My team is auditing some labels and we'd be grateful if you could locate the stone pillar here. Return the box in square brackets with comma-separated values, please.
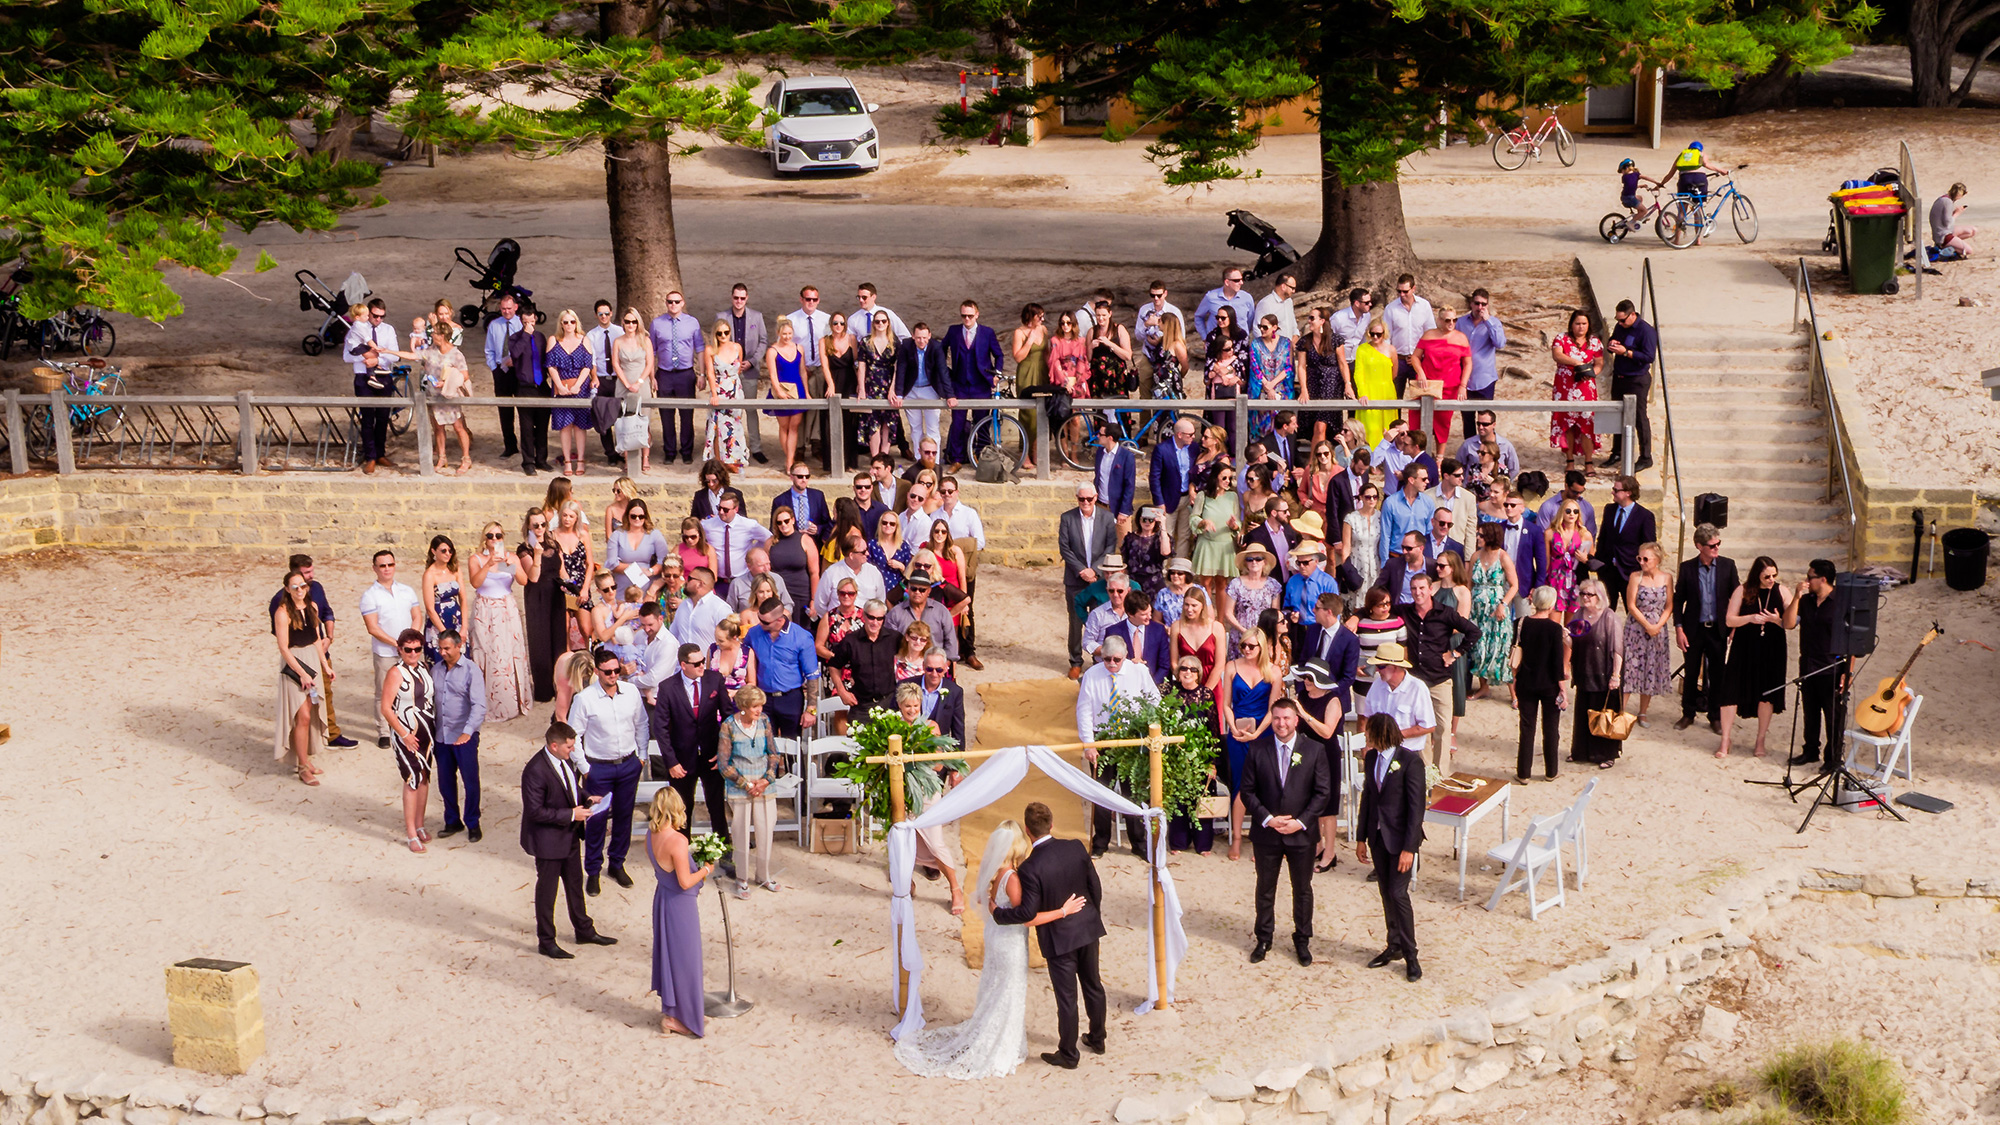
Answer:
[166, 957, 265, 1074]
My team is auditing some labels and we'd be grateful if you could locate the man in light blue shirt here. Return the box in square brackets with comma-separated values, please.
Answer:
[1191, 268, 1254, 342]
[430, 630, 488, 842]
[484, 294, 523, 458]
[1453, 288, 1506, 441]
[1455, 410, 1520, 481]
[649, 291, 704, 465]
[746, 598, 822, 739]
[585, 299, 625, 465]
[1379, 464, 1436, 567]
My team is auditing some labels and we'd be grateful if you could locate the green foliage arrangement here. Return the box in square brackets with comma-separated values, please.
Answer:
[833, 706, 968, 824]
[689, 831, 730, 867]
[1761, 1038, 1907, 1125]
[1092, 692, 1219, 823]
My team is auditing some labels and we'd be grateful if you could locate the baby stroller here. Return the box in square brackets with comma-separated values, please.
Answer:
[296, 270, 371, 356]
[448, 238, 533, 328]
[1224, 209, 1299, 281]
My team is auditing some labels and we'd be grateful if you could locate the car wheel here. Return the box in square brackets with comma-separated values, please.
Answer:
[770, 151, 789, 178]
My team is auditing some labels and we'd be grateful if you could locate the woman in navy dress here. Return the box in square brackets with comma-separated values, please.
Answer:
[646, 787, 712, 1038]
[764, 319, 809, 470]
[546, 310, 598, 476]
[1216, 627, 1280, 861]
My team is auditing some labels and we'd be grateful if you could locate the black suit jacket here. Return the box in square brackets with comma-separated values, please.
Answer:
[1372, 554, 1422, 604]
[649, 669, 729, 773]
[1672, 555, 1740, 630]
[1242, 521, 1302, 562]
[506, 330, 551, 391]
[1299, 623, 1362, 712]
[1058, 506, 1119, 592]
[1594, 502, 1657, 586]
[1239, 733, 1333, 849]
[990, 837, 1105, 958]
[1321, 470, 1356, 542]
[519, 751, 586, 860]
[1357, 747, 1429, 857]
[770, 487, 832, 533]
[691, 487, 746, 521]
[893, 337, 951, 397]
[899, 674, 967, 748]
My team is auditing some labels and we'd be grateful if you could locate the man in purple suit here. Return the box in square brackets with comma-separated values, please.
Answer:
[1499, 491, 1546, 616]
[941, 299, 1004, 471]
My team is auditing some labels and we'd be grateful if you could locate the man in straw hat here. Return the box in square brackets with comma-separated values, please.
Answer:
[1357, 641, 1435, 764]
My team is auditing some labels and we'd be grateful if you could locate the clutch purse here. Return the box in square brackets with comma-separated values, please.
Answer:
[1405, 376, 1446, 399]
[1588, 708, 1637, 740]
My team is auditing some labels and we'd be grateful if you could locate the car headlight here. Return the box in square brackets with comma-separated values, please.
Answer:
[856, 128, 876, 144]
[777, 133, 806, 150]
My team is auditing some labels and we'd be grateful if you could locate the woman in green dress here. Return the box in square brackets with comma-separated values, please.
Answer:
[1189, 462, 1242, 607]
[1468, 522, 1520, 702]
[1011, 304, 1048, 473]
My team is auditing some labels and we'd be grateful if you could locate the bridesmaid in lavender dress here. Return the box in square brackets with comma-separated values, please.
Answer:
[646, 787, 713, 1038]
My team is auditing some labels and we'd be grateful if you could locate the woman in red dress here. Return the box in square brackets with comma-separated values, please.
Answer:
[1550, 309, 1604, 475]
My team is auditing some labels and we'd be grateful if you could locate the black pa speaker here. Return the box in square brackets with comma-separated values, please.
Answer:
[1828, 571, 1879, 658]
[1694, 492, 1729, 529]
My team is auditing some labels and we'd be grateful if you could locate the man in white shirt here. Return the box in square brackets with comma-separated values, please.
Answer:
[814, 535, 887, 618]
[898, 481, 935, 545]
[1074, 635, 1160, 744]
[700, 493, 771, 587]
[623, 603, 675, 704]
[1080, 569, 1133, 660]
[343, 299, 402, 471]
[1359, 643, 1436, 755]
[849, 282, 909, 341]
[726, 547, 795, 614]
[937, 474, 988, 670]
[1134, 281, 1186, 372]
[1328, 288, 1374, 364]
[564, 652, 651, 895]
[1252, 273, 1300, 340]
[1381, 274, 1435, 395]
[358, 549, 423, 746]
[584, 299, 625, 465]
[787, 284, 832, 372]
[672, 567, 734, 649]
[937, 477, 985, 548]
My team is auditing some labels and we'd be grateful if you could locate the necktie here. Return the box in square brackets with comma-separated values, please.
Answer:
[1129, 627, 1143, 665]
[530, 337, 543, 386]
[1318, 630, 1333, 662]
[721, 524, 732, 581]
[1618, 506, 1628, 532]
[1277, 741, 1290, 786]
[794, 490, 808, 527]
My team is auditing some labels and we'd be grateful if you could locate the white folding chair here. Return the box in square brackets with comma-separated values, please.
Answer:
[1483, 812, 1567, 919]
[815, 694, 849, 739]
[1557, 778, 1598, 889]
[1842, 693, 1920, 800]
[768, 737, 806, 847]
[806, 733, 871, 840]
[1335, 728, 1366, 843]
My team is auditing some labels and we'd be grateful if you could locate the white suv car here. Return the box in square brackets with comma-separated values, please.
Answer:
[765, 76, 882, 175]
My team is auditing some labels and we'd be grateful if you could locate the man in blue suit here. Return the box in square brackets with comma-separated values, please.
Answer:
[1090, 422, 1137, 533]
[1498, 492, 1546, 613]
[1148, 416, 1201, 513]
[1102, 592, 1171, 685]
[941, 299, 1004, 470]
[1422, 508, 1463, 567]
[1298, 592, 1361, 717]
[770, 463, 832, 540]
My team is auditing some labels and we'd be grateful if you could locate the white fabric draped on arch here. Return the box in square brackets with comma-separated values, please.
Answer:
[886, 744, 1187, 1043]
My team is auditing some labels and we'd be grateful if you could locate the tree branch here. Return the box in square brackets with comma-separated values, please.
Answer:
[1946, 0, 2000, 42]
[1951, 28, 2000, 99]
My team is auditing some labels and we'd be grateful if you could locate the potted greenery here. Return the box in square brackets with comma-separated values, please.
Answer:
[833, 707, 969, 827]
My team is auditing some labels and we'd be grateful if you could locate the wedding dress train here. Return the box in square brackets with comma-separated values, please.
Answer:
[893, 827, 1029, 1080]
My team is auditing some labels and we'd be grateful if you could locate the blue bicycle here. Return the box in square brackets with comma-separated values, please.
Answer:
[1054, 384, 1206, 470]
[24, 357, 126, 460]
[1657, 165, 1758, 249]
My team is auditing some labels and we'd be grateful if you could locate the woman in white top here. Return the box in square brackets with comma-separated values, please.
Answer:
[467, 520, 535, 722]
[1341, 481, 1385, 593]
[424, 328, 473, 474]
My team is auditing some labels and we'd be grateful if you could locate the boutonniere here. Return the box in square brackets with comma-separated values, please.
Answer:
[1389, 759, 1403, 772]
[1290, 751, 1303, 768]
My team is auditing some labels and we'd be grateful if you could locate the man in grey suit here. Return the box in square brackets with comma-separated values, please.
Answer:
[1059, 482, 1119, 679]
[718, 282, 771, 464]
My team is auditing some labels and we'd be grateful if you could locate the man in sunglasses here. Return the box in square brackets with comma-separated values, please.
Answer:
[585, 299, 625, 465]
[564, 647, 650, 896]
[852, 472, 891, 544]
[827, 598, 904, 723]
[941, 300, 1002, 471]
[715, 283, 770, 463]
[359, 549, 423, 749]
[649, 643, 732, 859]
[1329, 288, 1374, 366]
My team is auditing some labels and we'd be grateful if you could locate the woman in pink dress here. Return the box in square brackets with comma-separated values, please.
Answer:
[1047, 311, 1089, 395]
[1551, 309, 1604, 475]
[1544, 499, 1595, 623]
[1411, 303, 1471, 450]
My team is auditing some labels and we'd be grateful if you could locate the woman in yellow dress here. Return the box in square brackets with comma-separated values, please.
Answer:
[1351, 317, 1399, 446]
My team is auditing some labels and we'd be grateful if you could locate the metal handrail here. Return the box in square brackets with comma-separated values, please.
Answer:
[1793, 259, 1860, 567]
[1637, 257, 1688, 566]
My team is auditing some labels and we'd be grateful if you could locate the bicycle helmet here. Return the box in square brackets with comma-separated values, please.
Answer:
[1689, 140, 1703, 151]
[1618, 159, 1636, 172]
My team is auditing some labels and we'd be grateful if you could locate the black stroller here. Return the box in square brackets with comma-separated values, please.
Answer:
[1224, 210, 1300, 281]
[295, 270, 371, 356]
[448, 238, 533, 328]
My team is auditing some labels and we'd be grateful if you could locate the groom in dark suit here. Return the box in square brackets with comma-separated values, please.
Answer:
[1239, 698, 1333, 965]
[989, 801, 1105, 1069]
[1356, 713, 1429, 982]
[520, 721, 618, 959]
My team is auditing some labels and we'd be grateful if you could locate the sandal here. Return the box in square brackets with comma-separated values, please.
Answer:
[458, 457, 472, 473]
[296, 766, 320, 786]
[417, 827, 431, 842]
[1597, 760, 1616, 770]
[406, 837, 426, 853]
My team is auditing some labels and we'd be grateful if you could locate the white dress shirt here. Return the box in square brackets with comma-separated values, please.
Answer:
[343, 320, 398, 376]
[1135, 299, 1186, 363]
[585, 323, 624, 377]
[1081, 601, 1126, 658]
[939, 501, 986, 550]
[564, 679, 649, 763]
[545, 748, 581, 803]
[1328, 304, 1370, 364]
[1361, 674, 1435, 753]
[700, 514, 771, 583]
[813, 560, 887, 616]
[899, 507, 934, 546]
[1383, 295, 1436, 356]
[628, 626, 677, 700]
[672, 591, 734, 649]
[849, 304, 909, 341]
[1075, 659, 1161, 742]
[788, 308, 832, 368]
[1253, 292, 1298, 339]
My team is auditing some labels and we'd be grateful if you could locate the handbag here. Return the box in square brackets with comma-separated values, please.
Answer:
[1588, 708, 1637, 741]
[1405, 376, 1446, 399]
[613, 408, 650, 453]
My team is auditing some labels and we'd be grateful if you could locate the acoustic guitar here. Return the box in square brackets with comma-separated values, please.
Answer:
[1852, 624, 1941, 736]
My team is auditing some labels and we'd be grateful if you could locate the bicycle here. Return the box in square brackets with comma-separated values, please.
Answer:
[965, 371, 1027, 466]
[1053, 379, 1206, 471]
[35, 305, 117, 358]
[1656, 165, 1758, 249]
[1491, 107, 1575, 170]
[24, 357, 127, 460]
[1599, 184, 1665, 244]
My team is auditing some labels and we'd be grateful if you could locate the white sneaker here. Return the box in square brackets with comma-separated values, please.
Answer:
[762, 879, 781, 893]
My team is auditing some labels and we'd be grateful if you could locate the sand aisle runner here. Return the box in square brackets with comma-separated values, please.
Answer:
[952, 677, 1099, 969]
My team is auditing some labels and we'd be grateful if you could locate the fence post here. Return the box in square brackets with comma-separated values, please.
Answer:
[1035, 397, 1050, 480]
[1621, 394, 1638, 477]
[49, 388, 74, 475]
[1233, 395, 1249, 464]
[236, 391, 260, 476]
[829, 394, 846, 478]
[623, 389, 643, 478]
[1418, 395, 1434, 445]
[413, 382, 435, 478]
[4, 390, 26, 476]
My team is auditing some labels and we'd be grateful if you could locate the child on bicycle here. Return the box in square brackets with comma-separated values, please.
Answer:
[1618, 159, 1657, 223]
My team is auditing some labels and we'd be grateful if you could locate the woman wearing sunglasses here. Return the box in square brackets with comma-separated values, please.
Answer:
[380, 627, 437, 853]
[467, 519, 535, 722]
[703, 318, 749, 471]
[611, 308, 655, 472]
[1351, 317, 1399, 446]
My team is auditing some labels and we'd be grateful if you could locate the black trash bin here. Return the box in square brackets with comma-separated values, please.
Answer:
[1942, 527, 1990, 591]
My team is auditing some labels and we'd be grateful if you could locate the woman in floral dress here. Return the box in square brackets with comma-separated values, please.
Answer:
[857, 316, 902, 458]
[1048, 312, 1088, 395]
[814, 577, 867, 731]
[703, 319, 749, 471]
[1246, 315, 1295, 445]
[1468, 523, 1519, 698]
[1297, 306, 1347, 445]
[547, 310, 598, 476]
[1220, 544, 1282, 657]
[1550, 309, 1604, 475]
[1545, 498, 1594, 622]
[1620, 543, 1675, 727]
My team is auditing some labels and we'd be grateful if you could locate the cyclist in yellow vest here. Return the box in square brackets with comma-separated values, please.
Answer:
[1661, 140, 1724, 202]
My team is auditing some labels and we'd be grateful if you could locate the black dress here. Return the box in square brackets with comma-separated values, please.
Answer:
[827, 341, 860, 460]
[1722, 586, 1788, 714]
[524, 540, 565, 702]
[767, 529, 816, 609]
[1166, 682, 1221, 853]
[1514, 616, 1566, 779]
[1569, 611, 1623, 764]
[1299, 333, 1347, 438]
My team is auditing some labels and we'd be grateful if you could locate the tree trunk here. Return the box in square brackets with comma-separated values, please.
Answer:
[312, 111, 362, 161]
[1723, 64, 1800, 114]
[604, 135, 683, 311]
[1295, 128, 1420, 296]
[1910, 0, 1959, 107]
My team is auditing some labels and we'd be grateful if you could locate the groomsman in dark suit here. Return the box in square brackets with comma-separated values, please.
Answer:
[649, 644, 731, 845]
[941, 299, 1004, 470]
[1593, 474, 1657, 598]
[1356, 712, 1428, 981]
[520, 721, 617, 959]
[1238, 699, 1333, 965]
[1671, 523, 1738, 732]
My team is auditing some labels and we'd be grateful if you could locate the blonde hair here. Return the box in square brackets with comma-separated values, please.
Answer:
[557, 499, 583, 530]
[715, 615, 745, 643]
[554, 307, 583, 334]
[1238, 627, 1280, 682]
[733, 684, 766, 710]
[1577, 576, 1609, 606]
[612, 476, 639, 501]
[1180, 586, 1211, 624]
[623, 306, 645, 330]
[561, 649, 594, 692]
[774, 318, 796, 345]
[712, 318, 733, 346]
[996, 818, 1032, 873]
[1159, 313, 1184, 352]
[648, 786, 688, 833]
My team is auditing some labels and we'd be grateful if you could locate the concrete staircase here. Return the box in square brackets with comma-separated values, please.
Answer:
[1655, 326, 1848, 578]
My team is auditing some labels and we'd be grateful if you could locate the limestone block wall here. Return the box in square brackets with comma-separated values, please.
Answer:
[0, 475, 1077, 569]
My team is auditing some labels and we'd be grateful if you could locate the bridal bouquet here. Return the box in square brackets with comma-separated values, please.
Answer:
[689, 832, 729, 868]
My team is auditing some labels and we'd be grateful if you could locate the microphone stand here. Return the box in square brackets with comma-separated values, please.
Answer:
[1742, 657, 1846, 799]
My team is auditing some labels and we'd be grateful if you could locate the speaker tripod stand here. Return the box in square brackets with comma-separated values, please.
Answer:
[1740, 660, 1908, 833]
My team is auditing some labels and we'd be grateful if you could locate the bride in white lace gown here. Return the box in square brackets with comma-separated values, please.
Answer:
[894, 820, 1087, 1080]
